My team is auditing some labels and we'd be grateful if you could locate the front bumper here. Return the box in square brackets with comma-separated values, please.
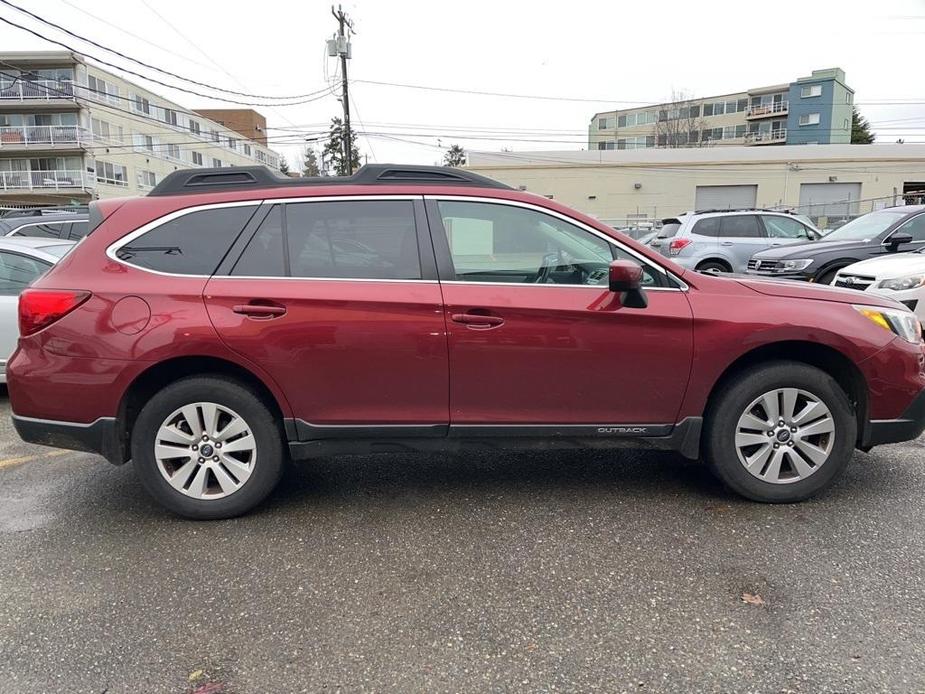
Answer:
[862, 387, 925, 448]
[12, 414, 123, 464]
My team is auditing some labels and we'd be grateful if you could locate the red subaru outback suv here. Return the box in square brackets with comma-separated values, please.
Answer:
[8, 165, 925, 518]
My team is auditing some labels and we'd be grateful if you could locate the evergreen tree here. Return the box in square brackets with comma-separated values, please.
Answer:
[443, 144, 466, 167]
[301, 147, 321, 177]
[278, 156, 290, 175]
[322, 117, 360, 176]
[851, 107, 875, 144]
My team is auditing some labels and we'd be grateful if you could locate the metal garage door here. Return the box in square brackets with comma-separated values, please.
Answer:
[695, 185, 758, 211]
[798, 182, 862, 217]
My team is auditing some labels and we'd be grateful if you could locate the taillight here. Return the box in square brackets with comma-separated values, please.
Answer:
[19, 289, 90, 336]
[668, 238, 692, 256]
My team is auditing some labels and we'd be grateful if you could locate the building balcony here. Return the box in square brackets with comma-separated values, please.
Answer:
[0, 125, 89, 150]
[0, 79, 77, 104]
[745, 128, 787, 145]
[746, 101, 789, 119]
[0, 169, 93, 192]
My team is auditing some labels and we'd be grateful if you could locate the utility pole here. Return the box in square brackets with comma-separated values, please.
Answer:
[329, 6, 354, 173]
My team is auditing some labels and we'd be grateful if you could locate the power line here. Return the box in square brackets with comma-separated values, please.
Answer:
[0, 12, 334, 106]
[354, 78, 925, 107]
[0, 0, 327, 101]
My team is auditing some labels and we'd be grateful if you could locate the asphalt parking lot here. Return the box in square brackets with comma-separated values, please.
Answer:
[1, 392, 924, 694]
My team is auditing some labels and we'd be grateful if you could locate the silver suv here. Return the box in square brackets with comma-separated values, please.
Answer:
[650, 209, 823, 274]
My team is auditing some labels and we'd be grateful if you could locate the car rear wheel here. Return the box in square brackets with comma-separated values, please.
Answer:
[131, 376, 284, 519]
[696, 260, 731, 274]
[704, 361, 856, 502]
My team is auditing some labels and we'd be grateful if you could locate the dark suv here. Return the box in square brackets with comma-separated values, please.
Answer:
[9, 165, 925, 518]
[746, 206, 925, 284]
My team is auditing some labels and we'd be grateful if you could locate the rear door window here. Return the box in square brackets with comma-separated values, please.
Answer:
[286, 200, 420, 279]
[116, 205, 257, 275]
[720, 215, 763, 238]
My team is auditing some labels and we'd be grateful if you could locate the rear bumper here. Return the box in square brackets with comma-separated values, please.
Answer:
[12, 414, 123, 464]
[863, 387, 925, 448]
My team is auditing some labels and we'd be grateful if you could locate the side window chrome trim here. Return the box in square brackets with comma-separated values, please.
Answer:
[425, 195, 687, 290]
[210, 275, 438, 284]
[105, 195, 423, 279]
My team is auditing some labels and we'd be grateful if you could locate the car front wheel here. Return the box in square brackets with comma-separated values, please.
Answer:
[131, 376, 285, 519]
[704, 361, 857, 502]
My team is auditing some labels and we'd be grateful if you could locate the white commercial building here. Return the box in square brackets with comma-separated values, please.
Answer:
[0, 51, 279, 206]
[467, 144, 925, 230]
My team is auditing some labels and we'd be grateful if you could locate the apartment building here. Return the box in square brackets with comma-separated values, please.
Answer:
[0, 51, 280, 206]
[590, 68, 854, 151]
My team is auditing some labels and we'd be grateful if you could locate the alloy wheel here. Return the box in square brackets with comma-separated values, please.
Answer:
[734, 388, 836, 484]
[154, 402, 257, 499]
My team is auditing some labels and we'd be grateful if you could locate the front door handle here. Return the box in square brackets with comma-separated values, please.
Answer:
[451, 312, 504, 329]
[233, 302, 287, 318]
[720, 241, 734, 246]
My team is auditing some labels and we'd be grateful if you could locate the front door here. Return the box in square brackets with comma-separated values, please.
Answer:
[204, 197, 449, 435]
[427, 198, 693, 427]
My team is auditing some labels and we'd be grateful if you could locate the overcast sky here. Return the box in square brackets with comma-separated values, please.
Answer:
[1, 0, 924, 169]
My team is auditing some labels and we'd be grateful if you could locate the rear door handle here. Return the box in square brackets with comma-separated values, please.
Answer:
[451, 312, 504, 329]
[233, 302, 287, 318]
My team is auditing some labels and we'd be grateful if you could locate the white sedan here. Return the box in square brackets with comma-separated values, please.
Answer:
[0, 237, 74, 382]
[834, 250, 925, 324]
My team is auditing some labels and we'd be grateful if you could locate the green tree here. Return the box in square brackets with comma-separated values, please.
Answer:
[278, 155, 290, 175]
[301, 146, 321, 177]
[322, 117, 360, 176]
[443, 144, 466, 167]
[851, 107, 875, 144]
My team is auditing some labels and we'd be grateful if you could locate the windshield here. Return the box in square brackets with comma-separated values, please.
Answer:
[823, 210, 908, 241]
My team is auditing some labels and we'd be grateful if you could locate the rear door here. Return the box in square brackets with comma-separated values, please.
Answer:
[204, 196, 449, 436]
[718, 214, 767, 272]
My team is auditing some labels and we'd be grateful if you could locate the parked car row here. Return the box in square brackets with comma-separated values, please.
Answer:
[6, 165, 925, 519]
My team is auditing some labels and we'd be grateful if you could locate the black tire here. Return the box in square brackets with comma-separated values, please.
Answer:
[696, 260, 731, 275]
[816, 269, 839, 285]
[704, 361, 857, 503]
[131, 376, 284, 520]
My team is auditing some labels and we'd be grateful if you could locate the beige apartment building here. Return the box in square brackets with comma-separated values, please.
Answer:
[0, 51, 280, 206]
[467, 145, 925, 229]
[589, 68, 854, 151]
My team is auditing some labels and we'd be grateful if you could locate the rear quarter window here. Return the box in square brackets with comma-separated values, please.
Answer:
[690, 217, 722, 236]
[115, 205, 258, 275]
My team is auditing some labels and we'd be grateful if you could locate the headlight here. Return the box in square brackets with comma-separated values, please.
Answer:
[854, 304, 923, 344]
[877, 274, 925, 291]
[779, 259, 813, 272]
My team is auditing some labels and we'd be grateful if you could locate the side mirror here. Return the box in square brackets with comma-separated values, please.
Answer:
[886, 232, 913, 252]
[608, 260, 648, 308]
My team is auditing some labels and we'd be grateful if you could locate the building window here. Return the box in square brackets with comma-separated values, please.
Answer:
[799, 113, 821, 126]
[227, 137, 237, 150]
[96, 161, 127, 186]
[211, 129, 220, 143]
[192, 151, 203, 166]
[617, 115, 627, 128]
[243, 143, 252, 156]
[133, 95, 151, 115]
[162, 108, 178, 126]
[616, 139, 626, 150]
[167, 143, 181, 160]
[598, 117, 610, 130]
[189, 120, 201, 136]
[801, 84, 822, 98]
[137, 170, 157, 189]
[735, 124, 746, 138]
[87, 75, 118, 104]
[846, 92, 852, 104]
[212, 158, 222, 168]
